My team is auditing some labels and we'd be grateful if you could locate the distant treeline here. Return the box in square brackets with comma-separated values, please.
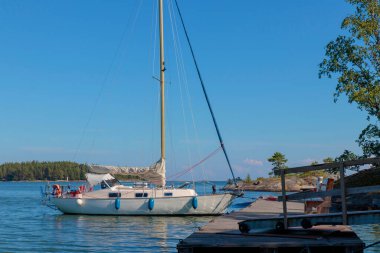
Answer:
[0, 161, 88, 181]
[0, 161, 144, 181]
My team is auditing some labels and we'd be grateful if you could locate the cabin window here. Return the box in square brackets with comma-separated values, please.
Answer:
[135, 193, 148, 198]
[109, 192, 121, 198]
[164, 192, 173, 197]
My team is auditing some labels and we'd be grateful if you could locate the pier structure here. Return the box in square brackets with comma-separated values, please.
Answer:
[178, 157, 380, 253]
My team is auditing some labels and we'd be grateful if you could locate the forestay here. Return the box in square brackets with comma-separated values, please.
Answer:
[88, 159, 166, 186]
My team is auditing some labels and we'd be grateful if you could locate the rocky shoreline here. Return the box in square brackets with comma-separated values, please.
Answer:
[223, 175, 318, 192]
[224, 166, 380, 193]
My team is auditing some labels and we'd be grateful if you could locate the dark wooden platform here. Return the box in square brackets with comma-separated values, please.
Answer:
[177, 199, 365, 253]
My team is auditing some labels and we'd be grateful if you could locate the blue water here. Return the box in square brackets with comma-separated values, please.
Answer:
[0, 181, 256, 252]
[0, 182, 379, 252]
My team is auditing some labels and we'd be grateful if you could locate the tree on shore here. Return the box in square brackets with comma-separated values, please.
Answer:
[0, 161, 144, 182]
[323, 157, 334, 163]
[358, 124, 380, 157]
[267, 152, 288, 176]
[335, 150, 360, 173]
[0, 161, 88, 181]
[319, 0, 380, 157]
[299, 160, 329, 178]
[244, 174, 252, 184]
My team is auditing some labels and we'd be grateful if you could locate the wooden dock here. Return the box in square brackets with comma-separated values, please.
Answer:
[198, 199, 304, 233]
[177, 199, 364, 253]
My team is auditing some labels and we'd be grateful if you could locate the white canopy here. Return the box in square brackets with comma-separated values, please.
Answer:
[85, 173, 115, 187]
[88, 159, 166, 186]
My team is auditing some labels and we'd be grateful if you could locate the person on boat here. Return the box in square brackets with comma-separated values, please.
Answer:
[52, 184, 62, 197]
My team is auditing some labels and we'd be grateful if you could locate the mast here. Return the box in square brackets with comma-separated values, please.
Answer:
[159, 0, 166, 162]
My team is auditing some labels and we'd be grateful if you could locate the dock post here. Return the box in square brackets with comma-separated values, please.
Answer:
[339, 163, 347, 225]
[280, 169, 288, 229]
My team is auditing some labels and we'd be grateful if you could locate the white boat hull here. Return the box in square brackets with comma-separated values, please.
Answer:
[52, 193, 235, 216]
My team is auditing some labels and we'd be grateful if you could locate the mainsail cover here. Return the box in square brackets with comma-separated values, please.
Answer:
[88, 159, 166, 186]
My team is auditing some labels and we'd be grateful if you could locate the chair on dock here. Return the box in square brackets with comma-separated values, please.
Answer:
[304, 177, 334, 214]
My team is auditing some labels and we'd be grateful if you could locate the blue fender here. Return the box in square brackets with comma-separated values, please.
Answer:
[192, 197, 198, 209]
[115, 198, 121, 210]
[148, 198, 155, 210]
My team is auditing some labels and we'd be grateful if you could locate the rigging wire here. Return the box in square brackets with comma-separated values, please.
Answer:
[151, 88, 161, 163]
[167, 0, 208, 188]
[150, 0, 160, 163]
[167, 146, 222, 180]
[173, 0, 238, 187]
[167, 92, 178, 173]
[165, 73, 179, 174]
[90, 0, 144, 161]
[167, 0, 195, 186]
[73, 0, 144, 161]
[151, 0, 159, 76]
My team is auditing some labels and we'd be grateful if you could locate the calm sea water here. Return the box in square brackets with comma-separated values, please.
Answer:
[0, 182, 379, 252]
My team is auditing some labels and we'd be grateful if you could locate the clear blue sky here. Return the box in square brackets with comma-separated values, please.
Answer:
[0, 0, 367, 180]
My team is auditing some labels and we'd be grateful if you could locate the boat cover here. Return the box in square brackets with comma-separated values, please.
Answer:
[85, 173, 115, 187]
[88, 159, 166, 186]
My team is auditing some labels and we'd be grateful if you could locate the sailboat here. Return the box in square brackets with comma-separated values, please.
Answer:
[49, 0, 240, 215]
